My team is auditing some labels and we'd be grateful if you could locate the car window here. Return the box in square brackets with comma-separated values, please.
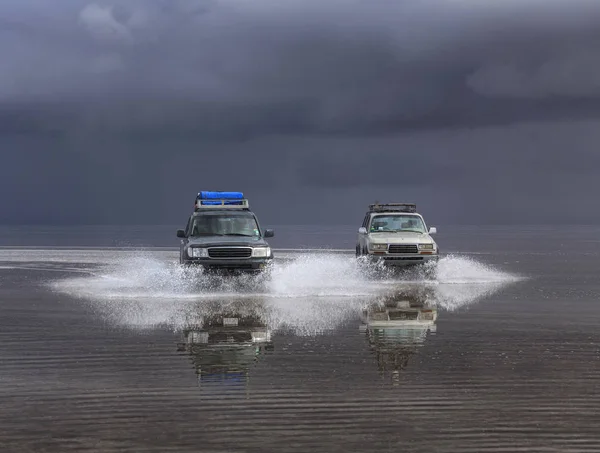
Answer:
[369, 215, 426, 233]
[185, 216, 193, 236]
[190, 215, 260, 237]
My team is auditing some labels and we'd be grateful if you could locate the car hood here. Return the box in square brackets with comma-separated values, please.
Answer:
[186, 235, 270, 247]
[368, 232, 435, 244]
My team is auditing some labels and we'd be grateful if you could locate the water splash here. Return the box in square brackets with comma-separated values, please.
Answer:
[49, 251, 522, 333]
[436, 253, 518, 284]
[266, 253, 394, 297]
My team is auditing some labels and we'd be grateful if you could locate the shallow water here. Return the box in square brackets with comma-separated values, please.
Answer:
[1, 225, 599, 452]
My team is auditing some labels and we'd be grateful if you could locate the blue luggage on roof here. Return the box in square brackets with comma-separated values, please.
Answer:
[195, 191, 248, 208]
[198, 191, 244, 200]
[200, 200, 244, 205]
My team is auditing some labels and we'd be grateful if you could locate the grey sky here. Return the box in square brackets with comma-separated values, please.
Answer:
[2, 0, 600, 225]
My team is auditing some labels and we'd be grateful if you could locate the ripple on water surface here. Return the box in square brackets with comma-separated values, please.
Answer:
[7, 250, 588, 452]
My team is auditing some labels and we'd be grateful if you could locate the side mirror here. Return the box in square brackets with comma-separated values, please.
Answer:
[264, 229, 275, 238]
[176, 229, 186, 238]
[428, 227, 437, 235]
[358, 227, 367, 234]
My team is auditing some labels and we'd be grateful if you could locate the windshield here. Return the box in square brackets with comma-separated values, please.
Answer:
[190, 215, 260, 237]
[369, 215, 426, 233]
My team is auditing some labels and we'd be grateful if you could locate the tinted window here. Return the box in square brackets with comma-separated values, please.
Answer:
[190, 214, 260, 237]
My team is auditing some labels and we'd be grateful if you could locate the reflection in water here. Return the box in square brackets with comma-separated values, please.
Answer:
[361, 286, 438, 384]
[176, 298, 273, 392]
[176, 285, 448, 388]
[47, 251, 521, 389]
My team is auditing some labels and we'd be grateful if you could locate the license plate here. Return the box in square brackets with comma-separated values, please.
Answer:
[223, 317, 238, 327]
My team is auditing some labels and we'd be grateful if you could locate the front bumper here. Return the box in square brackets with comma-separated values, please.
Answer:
[365, 253, 439, 266]
[182, 256, 273, 272]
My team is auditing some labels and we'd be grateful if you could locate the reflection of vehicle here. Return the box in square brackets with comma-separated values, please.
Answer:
[356, 203, 439, 273]
[176, 299, 274, 388]
[176, 191, 274, 274]
[360, 288, 437, 382]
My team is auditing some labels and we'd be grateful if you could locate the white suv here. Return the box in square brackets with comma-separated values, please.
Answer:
[356, 203, 439, 270]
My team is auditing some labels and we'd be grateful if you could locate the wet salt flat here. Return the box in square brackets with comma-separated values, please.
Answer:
[1, 225, 600, 452]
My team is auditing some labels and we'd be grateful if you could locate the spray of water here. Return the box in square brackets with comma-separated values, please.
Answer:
[48, 251, 522, 334]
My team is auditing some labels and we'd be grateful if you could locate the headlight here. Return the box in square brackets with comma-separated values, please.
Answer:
[371, 243, 388, 251]
[252, 246, 271, 258]
[188, 247, 208, 258]
[418, 244, 434, 250]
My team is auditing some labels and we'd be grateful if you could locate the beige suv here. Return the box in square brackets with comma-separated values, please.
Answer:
[356, 203, 439, 271]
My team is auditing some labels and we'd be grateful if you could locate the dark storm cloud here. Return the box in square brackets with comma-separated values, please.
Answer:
[279, 120, 600, 225]
[4, 0, 600, 227]
[3, 119, 600, 226]
[3, 0, 600, 137]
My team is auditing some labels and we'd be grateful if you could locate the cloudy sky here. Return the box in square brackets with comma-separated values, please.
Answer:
[2, 0, 600, 226]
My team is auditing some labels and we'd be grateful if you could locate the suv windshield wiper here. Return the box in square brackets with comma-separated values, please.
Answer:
[222, 233, 255, 237]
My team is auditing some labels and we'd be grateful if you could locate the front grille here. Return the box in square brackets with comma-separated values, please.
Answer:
[208, 247, 252, 259]
[388, 244, 418, 254]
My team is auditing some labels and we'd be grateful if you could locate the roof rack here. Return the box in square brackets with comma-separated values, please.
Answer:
[368, 203, 417, 213]
[194, 191, 250, 210]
